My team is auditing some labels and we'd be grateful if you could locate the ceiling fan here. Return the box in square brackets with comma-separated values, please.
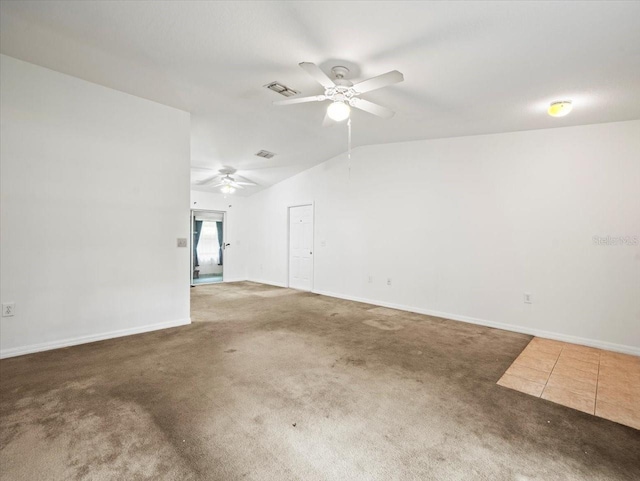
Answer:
[274, 62, 404, 122]
[192, 167, 257, 194]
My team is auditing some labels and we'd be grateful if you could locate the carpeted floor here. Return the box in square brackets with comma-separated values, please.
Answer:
[1, 281, 639, 480]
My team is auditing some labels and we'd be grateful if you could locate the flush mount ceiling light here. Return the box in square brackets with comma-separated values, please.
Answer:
[327, 101, 351, 121]
[548, 100, 573, 117]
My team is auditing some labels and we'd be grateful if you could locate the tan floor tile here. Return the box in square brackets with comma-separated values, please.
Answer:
[547, 372, 597, 397]
[598, 365, 640, 386]
[514, 353, 558, 372]
[597, 373, 640, 397]
[541, 385, 595, 415]
[600, 351, 640, 367]
[521, 346, 561, 361]
[561, 343, 601, 355]
[499, 338, 640, 426]
[597, 383, 640, 409]
[505, 364, 551, 384]
[552, 363, 598, 384]
[599, 358, 640, 372]
[612, 351, 640, 360]
[497, 373, 545, 397]
[596, 400, 640, 430]
[559, 348, 600, 365]
[554, 356, 599, 375]
[528, 338, 563, 356]
[531, 337, 565, 349]
[522, 344, 553, 357]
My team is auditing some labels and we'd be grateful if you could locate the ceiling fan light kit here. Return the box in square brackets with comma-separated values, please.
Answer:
[327, 101, 351, 121]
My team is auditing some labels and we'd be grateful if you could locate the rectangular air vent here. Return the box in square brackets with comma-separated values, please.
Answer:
[264, 82, 300, 97]
[255, 150, 276, 159]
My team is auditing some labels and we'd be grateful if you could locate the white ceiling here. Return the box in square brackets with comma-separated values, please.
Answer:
[2, 1, 639, 196]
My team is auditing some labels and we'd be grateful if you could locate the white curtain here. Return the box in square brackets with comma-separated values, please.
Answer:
[196, 221, 220, 266]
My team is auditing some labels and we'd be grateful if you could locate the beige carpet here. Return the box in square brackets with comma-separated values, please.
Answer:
[1, 281, 639, 480]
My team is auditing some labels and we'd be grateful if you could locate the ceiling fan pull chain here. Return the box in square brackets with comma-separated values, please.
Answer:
[348, 117, 352, 181]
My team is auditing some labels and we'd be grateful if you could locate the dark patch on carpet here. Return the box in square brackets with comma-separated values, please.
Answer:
[1, 281, 639, 480]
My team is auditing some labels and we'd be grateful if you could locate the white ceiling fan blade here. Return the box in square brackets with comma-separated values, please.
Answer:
[299, 62, 336, 89]
[352, 70, 404, 94]
[195, 175, 219, 185]
[350, 98, 395, 119]
[273, 95, 326, 106]
[209, 181, 225, 188]
[233, 174, 257, 186]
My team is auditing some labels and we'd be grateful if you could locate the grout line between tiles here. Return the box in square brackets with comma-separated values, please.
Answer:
[539, 339, 563, 398]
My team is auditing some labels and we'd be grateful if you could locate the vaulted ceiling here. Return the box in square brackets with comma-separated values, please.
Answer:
[2, 1, 639, 195]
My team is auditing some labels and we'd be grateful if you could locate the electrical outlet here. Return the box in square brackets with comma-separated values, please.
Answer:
[2, 303, 15, 317]
[387, 278, 392, 286]
[368, 275, 373, 283]
[321, 240, 326, 247]
[177, 238, 188, 248]
[524, 293, 532, 304]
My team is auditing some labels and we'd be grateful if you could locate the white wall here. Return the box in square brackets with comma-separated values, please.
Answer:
[245, 120, 640, 354]
[0, 55, 191, 358]
[3, 53, 636, 357]
[190, 191, 247, 281]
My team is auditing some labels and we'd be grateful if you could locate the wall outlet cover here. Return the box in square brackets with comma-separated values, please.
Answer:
[177, 238, 188, 248]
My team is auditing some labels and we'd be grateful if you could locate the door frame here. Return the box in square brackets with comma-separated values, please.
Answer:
[190, 209, 226, 286]
[287, 202, 315, 291]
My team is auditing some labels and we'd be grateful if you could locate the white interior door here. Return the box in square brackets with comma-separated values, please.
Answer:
[289, 204, 314, 291]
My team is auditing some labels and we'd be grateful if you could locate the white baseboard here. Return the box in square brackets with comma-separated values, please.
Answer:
[312, 289, 640, 356]
[0, 318, 191, 359]
[247, 278, 288, 288]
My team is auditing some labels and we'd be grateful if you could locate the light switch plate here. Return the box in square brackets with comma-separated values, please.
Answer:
[177, 238, 188, 248]
[2, 303, 15, 317]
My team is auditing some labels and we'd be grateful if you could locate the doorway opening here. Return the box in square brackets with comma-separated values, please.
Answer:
[191, 210, 225, 286]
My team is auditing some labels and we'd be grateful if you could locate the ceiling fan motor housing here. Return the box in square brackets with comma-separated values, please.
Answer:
[331, 66, 350, 79]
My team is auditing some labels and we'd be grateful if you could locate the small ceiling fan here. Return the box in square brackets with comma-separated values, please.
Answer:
[274, 62, 404, 122]
[192, 167, 257, 194]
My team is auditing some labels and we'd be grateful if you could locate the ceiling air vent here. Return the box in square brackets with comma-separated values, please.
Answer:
[255, 150, 276, 159]
[264, 82, 300, 97]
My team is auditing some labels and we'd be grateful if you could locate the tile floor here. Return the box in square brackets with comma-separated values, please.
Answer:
[498, 337, 640, 430]
[192, 273, 223, 285]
